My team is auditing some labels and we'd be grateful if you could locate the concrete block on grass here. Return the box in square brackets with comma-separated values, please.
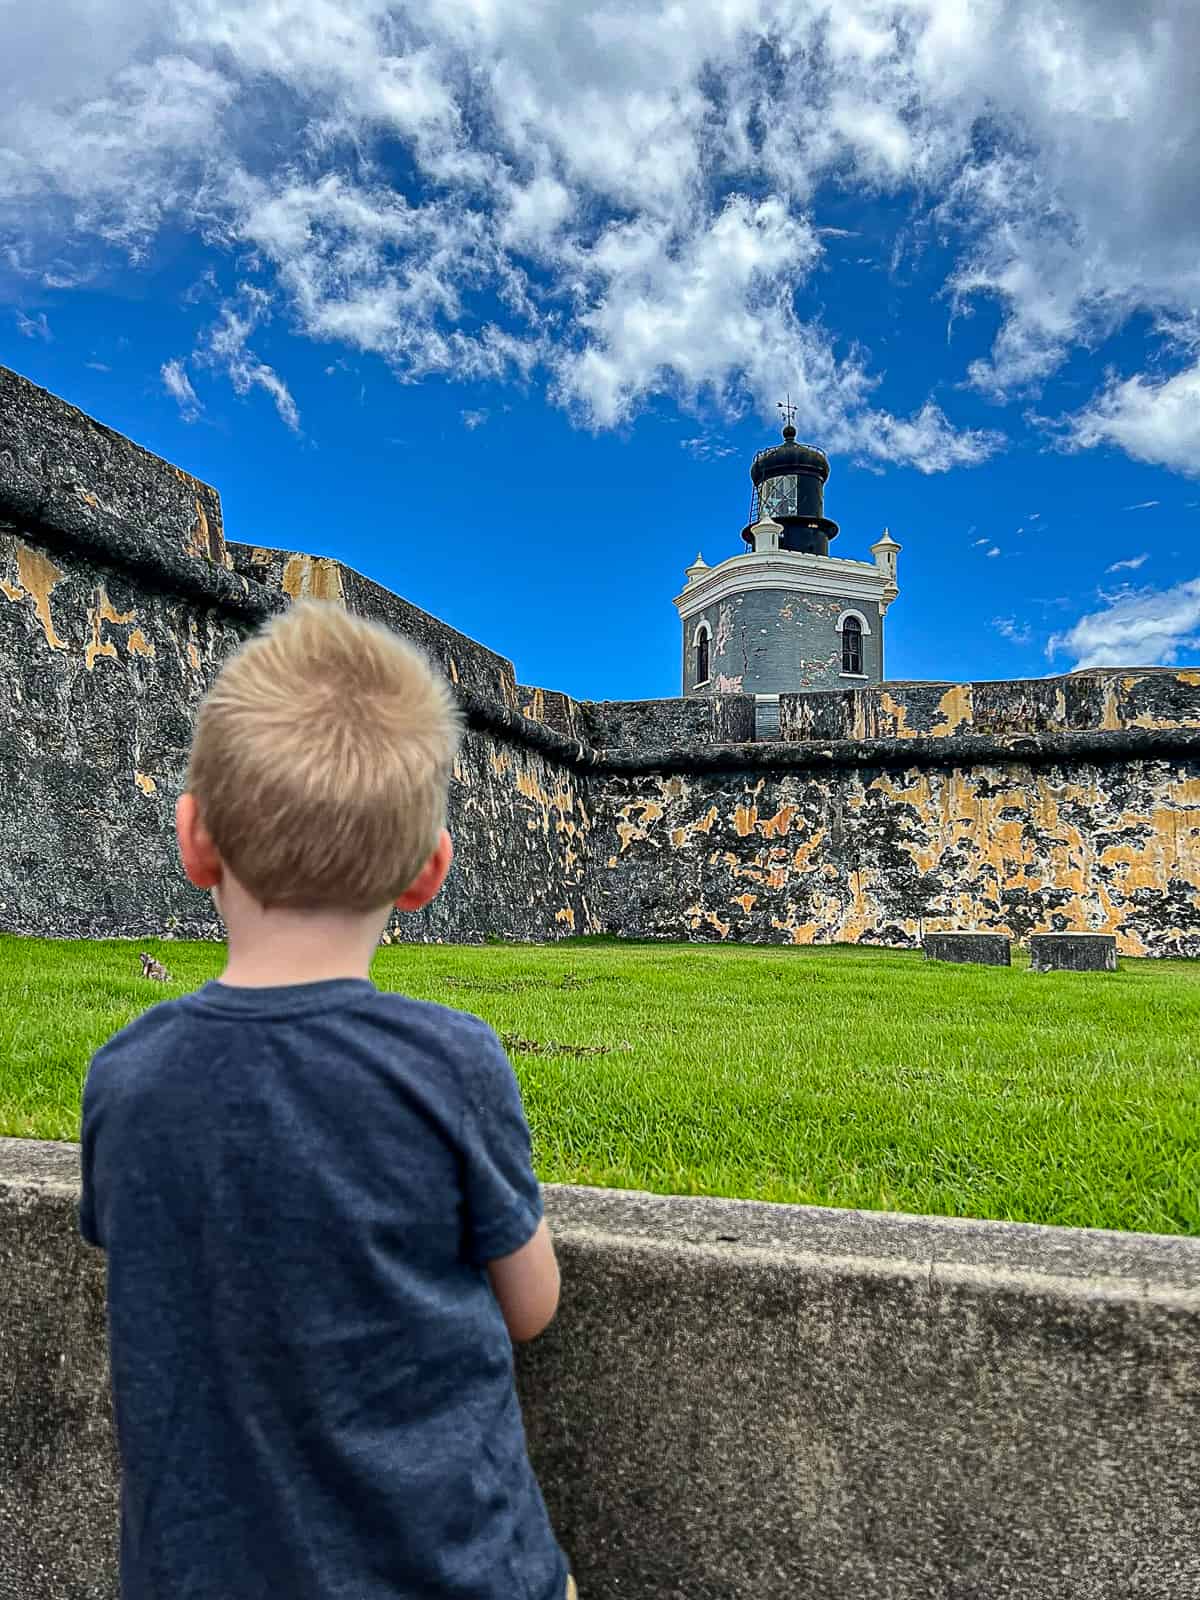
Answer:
[1029, 933, 1118, 972]
[922, 933, 1011, 966]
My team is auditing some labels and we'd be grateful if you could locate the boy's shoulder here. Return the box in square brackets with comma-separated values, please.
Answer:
[84, 984, 510, 1105]
[90, 983, 505, 1065]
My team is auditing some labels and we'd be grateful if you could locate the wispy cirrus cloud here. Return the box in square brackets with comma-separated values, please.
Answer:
[15, 310, 51, 340]
[1106, 553, 1149, 573]
[680, 436, 736, 462]
[161, 358, 201, 421]
[993, 616, 1032, 645]
[190, 289, 301, 432]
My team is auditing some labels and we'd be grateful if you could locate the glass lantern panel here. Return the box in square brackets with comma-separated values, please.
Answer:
[760, 475, 798, 519]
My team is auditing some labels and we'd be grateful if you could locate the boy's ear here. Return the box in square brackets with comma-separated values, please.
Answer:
[176, 792, 223, 891]
[395, 828, 453, 912]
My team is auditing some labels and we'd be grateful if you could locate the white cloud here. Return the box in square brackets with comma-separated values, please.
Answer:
[1106, 553, 1150, 573]
[987, 546, 1000, 558]
[15, 310, 51, 339]
[85, 360, 111, 371]
[1066, 364, 1200, 477]
[0, 0, 1195, 469]
[973, 537, 989, 547]
[161, 358, 202, 420]
[1048, 579, 1200, 668]
[1124, 500, 1161, 511]
[845, 400, 1002, 474]
[461, 408, 489, 429]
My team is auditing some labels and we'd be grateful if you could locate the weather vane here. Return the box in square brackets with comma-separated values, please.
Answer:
[778, 394, 797, 428]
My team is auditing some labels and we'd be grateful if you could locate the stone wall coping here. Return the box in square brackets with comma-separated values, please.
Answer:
[6, 1137, 1198, 1302]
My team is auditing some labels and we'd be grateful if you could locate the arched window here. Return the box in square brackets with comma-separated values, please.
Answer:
[693, 622, 711, 686]
[841, 614, 863, 675]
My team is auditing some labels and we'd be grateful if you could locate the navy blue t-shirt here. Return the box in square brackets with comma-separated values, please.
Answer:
[79, 978, 571, 1600]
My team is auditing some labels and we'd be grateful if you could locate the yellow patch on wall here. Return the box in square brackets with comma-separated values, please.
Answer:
[186, 499, 212, 561]
[733, 804, 757, 836]
[134, 772, 157, 795]
[760, 804, 795, 839]
[281, 554, 347, 605]
[2, 543, 69, 651]
[555, 908, 576, 929]
[127, 629, 155, 658]
[933, 684, 973, 736]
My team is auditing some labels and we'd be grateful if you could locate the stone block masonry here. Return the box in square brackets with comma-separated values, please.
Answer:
[923, 933, 1011, 966]
[3, 362, 1200, 955]
[1029, 934, 1119, 973]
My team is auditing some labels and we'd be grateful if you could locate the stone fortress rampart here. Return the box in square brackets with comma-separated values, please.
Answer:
[2, 362, 1199, 956]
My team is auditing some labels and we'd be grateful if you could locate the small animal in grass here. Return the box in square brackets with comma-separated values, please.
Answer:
[138, 953, 173, 984]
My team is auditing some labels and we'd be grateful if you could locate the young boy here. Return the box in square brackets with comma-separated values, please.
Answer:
[79, 600, 577, 1600]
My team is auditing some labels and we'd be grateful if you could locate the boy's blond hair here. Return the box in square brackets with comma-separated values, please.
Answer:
[186, 601, 463, 913]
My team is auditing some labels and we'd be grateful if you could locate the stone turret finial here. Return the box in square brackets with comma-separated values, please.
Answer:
[750, 518, 783, 554]
[871, 527, 900, 612]
[685, 551, 709, 585]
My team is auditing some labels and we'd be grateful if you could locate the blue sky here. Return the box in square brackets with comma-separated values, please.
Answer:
[2, 1, 1198, 704]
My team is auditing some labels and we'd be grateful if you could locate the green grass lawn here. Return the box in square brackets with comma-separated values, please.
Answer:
[3, 933, 1198, 1236]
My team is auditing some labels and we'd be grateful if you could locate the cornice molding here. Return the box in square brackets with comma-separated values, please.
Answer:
[674, 551, 889, 619]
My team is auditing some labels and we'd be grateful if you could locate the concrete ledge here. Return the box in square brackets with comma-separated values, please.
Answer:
[3, 1138, 1200, 1599]
[923, 933, 1011, 966]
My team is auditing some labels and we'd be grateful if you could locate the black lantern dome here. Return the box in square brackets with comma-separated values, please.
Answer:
[742, 422, 840, 556]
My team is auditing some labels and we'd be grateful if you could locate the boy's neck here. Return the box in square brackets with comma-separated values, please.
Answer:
[219, 954, 375, 988]
[218, 909, 387, 989]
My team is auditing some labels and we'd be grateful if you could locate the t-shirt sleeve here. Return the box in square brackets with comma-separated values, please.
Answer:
[458, 1021, 545, 1268]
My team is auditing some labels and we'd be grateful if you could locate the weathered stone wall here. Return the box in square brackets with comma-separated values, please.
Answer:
[0, 366, 279, 941]
[594, 748, 1200, 955]
[685, 586, 883, 695]
[3, 362, 1200, 957]
[0, 524, 257, 940]
[578, 694, 757, 757]
[0, 368, 599, 944]
[779, 671, 1200, 742]
[228, 544, 599, 943]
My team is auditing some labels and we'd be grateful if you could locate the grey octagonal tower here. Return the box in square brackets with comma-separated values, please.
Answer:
[673, 418, 900, 736]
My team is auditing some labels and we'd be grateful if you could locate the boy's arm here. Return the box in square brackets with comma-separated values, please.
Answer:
[486, 1218, 560, 1344]
[459, 1024, 561, 1343]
